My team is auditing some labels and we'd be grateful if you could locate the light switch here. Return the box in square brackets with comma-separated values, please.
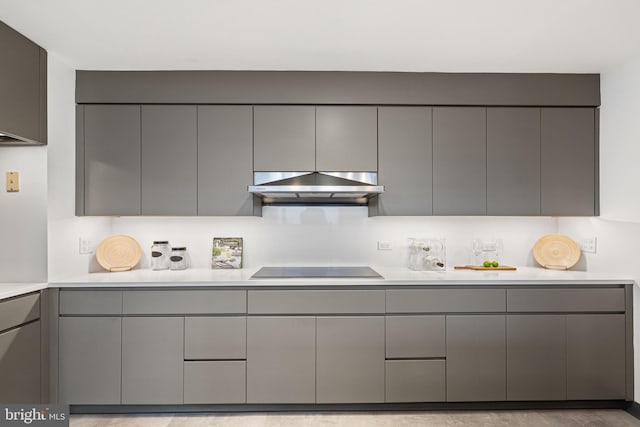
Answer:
[6, 171, 19, 192]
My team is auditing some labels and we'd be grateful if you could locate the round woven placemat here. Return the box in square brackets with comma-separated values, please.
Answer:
[533, 234, 581, 270]
[96, 235, 142, 272]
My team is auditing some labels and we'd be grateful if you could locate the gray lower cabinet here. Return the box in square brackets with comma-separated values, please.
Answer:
[567, 314, 626, 400]
[377, 107, 433, 215]
[506, 315, 566, 401]
[58, 317, 121, 404]
[541, 108, 596, 216]
[487, 108, 541, 215]
[432, 107, 487, 215]
[246, 316, 316, 403]
[316, 316, 385, 403]
[82, 104, 141, 216]
[198, 106, 254, 215]
[141, 105, 197, 215]
[253, 105, 316, 171]
[184, 361, 246, 404]
[122, 317, 184, 404]
[446, 315, 506, 402]
[0, 321, 40, 403]
[385, 360, 446, 403]
[316, 106, 378, 172]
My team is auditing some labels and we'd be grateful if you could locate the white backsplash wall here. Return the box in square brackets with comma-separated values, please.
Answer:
[0, 146, 47, 282]
[111, 208, 557, 270]
[47, 53, 111, 281]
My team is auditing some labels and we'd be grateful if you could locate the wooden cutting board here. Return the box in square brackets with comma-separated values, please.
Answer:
[454, 265, 517, 271]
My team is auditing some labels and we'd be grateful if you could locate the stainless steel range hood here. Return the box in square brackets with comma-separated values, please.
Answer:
[249, 172, 384, 205]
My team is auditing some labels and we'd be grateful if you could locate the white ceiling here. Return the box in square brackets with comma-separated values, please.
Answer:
[1, 0, 639, 72]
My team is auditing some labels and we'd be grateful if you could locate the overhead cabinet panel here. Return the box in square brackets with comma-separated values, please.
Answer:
[84, 105, 141, 215]
[253, 106, 316, 171]
[198, 106, 254, 215]
[378, 107, 433, 215]
[141, 105, 197, 215]
[433, 107, 487, 215]
[487, 108, 541, 215]
[541, 108, 596, 216]
[316, 106, 378, 172]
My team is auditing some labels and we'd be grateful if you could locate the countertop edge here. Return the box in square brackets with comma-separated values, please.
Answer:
[0, 283, 49, 300]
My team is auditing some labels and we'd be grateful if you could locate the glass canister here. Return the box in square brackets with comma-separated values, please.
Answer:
[170, 247, 188, 271]
[150, 241, 171, 270]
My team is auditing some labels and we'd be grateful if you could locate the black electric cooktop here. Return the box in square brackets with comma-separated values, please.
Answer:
[250, 266, 383, 279]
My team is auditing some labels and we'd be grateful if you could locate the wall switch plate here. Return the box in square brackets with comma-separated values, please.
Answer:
[79, 237, 94, 254]
[5, 171, 19, 192]
[579, 237, 597, 254]
[377, 241, 392, 251]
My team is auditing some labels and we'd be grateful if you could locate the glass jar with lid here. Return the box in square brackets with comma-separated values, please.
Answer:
[150, 241, 171, 270]
[170, 247, 188, 271]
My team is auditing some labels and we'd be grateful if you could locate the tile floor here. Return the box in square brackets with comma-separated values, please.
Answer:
[70, 409, 640, 426]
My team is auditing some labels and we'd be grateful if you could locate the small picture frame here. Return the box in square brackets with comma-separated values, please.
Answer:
[212, 237, 243, 269]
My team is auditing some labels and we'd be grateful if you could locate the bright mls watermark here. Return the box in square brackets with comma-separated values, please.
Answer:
[1, 405, 69, 426]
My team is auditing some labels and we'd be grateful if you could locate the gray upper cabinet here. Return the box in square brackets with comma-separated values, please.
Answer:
[506, 315, 566, 401]
[316, 106, 378, 171]
[487, 108, 541, 215]
[378, 107, 433, 215]
[253, 106, 316, 171]
[59, 317, 122, 404]
[122, 317, 184, 404]
[0, 20, 47, 145]
[141, 105, 197, 215]
[316, 316, 385, 403]
[433, 107, 487, 215]
[246, 316, 316, 404]
[446, 315, 506, 402]
[541, 108, 596, 216]
[198, 106, 254, 215]
[83, 105, 141, 216]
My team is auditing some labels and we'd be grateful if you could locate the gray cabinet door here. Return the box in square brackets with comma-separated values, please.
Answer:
[446, 315, 506, 401]
[184, 361, 246, 404]
[198, 106, 254, 215]
[506, 315, 565, 401]
[0, 321, 40, 403]
[246, 316, 316, 403]
[0, 21, 44, 144]
[122, 317, 184, 404]
[487, 108, 541, 215]
[567, 314, 626, 399]
[378, 107, 433, 215]
[385, 360, 446, 403]
[316, 106, 378, 172]
[541, 108, 596, 215]
[433, 107, 487, 215]
[254, 106, 316, 171]
[84, 105, 141, 215]
[316, 316, 385, 403]
[58, 317, 121, 404]
[141, 105, 197, 215]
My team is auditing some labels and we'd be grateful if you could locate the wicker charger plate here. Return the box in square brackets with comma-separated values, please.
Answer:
[96, 235, 142, 272]
[533, 234, 581, 270]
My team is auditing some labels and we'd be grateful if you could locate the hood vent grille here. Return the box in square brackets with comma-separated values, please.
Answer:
[249, 172, 384, 205]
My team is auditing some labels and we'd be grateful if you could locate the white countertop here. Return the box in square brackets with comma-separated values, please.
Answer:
[0, 282, 48, 300]
[48, 266, 634, 287]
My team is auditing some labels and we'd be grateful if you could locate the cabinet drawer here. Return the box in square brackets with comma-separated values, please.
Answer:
[185, 317, 246, 360]
[386, 316, 445, 358]
[123, 290, 246, 314]
[248, 290, 385, 314]
[0, 293, 40, 331]
[184, 361, 246, 404]
[60, 290, 122, 315]
[385, 360, 446, 403]
[386, 289, 505, 313]
[507, 288, 625, 312]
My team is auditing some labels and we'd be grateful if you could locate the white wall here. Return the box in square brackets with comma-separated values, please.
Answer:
[558, 56, 640, 401]
[47, 53, 110, 281]
[0, 146, 47, 282]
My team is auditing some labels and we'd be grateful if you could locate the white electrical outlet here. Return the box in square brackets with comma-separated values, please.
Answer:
[377, 241, 392, 251]
[79, 237, 94, 254]
[579, 237, 597, 254]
